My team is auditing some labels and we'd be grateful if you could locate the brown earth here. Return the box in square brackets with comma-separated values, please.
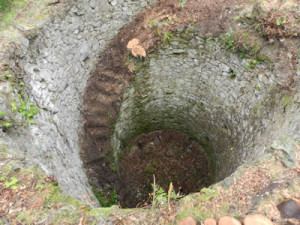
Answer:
[119, 130, 212, 207]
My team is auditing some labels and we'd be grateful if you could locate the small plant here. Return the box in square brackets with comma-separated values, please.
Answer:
[0, 70, 12, 80]
[1, 122, 11, 128]
[93, 188, 118, 207]
[229, 70, 237, 79]
[145, 165, 156, 174]
[151, 183, 167, 205]
[17, 94, 40, 125]
[105, 112, 113, 122]
[220, 29, 262, 59]
[10, 102, 17, 112]
[221, 29, 236, 50]
[244, 58, 261, 70]
[163, 32, 173, 44]
[276, 16, 287, 26]
[179, 0, 187, 8]
[4, 177, 19, 189]
[156, 28, 162, 36]
[199, 188, 219, 202]
[151, 175, 181, 208]
[148, 19, 159, 29]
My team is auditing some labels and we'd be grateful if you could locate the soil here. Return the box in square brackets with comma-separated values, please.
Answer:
[119, 130, 212, 207]
[84, 130, 211, 208]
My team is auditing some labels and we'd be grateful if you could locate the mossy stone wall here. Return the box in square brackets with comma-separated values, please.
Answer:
[112, 34, 278, 181]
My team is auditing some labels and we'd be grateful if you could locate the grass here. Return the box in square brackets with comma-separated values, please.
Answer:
[92, 188, 118, 207]
[0, 0, 28, 26]
[0, 70, 40, 129]
[0, 0, 66, 71]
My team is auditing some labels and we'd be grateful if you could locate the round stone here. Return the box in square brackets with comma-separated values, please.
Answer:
[244, 215, 273, 225]
[219, 216, 241, 225]
[204, 218, 217, 225]
[178, 216, 197, 225]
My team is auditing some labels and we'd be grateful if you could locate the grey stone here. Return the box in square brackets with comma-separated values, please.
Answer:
[111, 36, 300, 183]
[271, 137, 296, 169]
[3, 0, 157, 206]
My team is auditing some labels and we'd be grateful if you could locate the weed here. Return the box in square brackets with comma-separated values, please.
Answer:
[244, 58, 261, 70]
[0, 71, 40, 129]
[151, 175, 181, 208]
[1, 122, 11, 128]
[93, 188, 118, 207]
[144, 166, 156, 174]
[255, 84, 260, 91]
[163, 32, 173, 44]
[229, 70, 237, 79]
[10, 102, 17, 112]
[220, 29, 262, 60]
[179, 0, 187, 8]
[105, 112, 113, 121]
[221, 29, 236, 50]
[148, 19, 159, 29]
[0, 70, 12, 80]
[199, 188, 219, 202]
[4, 176, 19, 189]
[276, 16, 287, 26]
[156, 28, 162, 36]
[108, 122, 115, 130]
[110, 162, 117, 173]
[17, 94, 40, 125]
[0, 0, 27, 25]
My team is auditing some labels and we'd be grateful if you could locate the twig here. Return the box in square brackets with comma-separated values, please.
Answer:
[167, 182, 173, 212]
[152, 174, 156, 210]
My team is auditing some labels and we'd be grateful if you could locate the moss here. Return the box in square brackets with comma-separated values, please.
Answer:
[88, 206, 118, 218]
[144, 165, 156, 174]
[281, 95, 293, 110]
[176, 207, 209, 221]
[198, 188, 219, 202]
[16, 208, 82, 225]
[252, 103, 263, 116]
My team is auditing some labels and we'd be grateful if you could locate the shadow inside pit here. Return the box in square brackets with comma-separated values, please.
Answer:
[90, 130, 213, 208]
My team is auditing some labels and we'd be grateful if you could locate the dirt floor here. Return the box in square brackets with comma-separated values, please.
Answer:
[85, 130, 212, 208]
[119, 130, 212, 207]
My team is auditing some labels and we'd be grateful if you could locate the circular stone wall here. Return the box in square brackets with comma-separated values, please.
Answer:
[111, 33, 277, 182]
[81, 27, 299, 207]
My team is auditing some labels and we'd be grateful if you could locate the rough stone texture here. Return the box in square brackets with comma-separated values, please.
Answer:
[178, 216, 197, 225]
[112, 35, 299, 181]
[244, 215, 273, 225]
[2, 0, 157, 204]
[204, 218, 217, 225]
[218, 216, 241, 225]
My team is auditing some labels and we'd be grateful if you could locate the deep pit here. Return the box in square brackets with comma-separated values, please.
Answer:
[119, 130, 212, 207]
[80, 27, 280, 207]
[1, 0, 300, 223]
